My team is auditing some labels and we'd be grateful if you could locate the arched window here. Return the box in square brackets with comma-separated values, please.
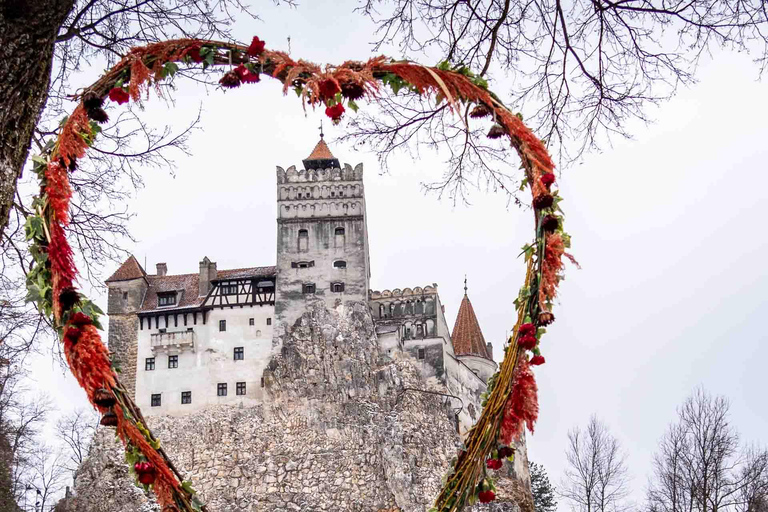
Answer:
[331, 282, 345, 293]
[334, 226, 345, 248]
[405, 301, 413, 315]
[333, 260, 347, 269]
[379, 304, 385, 318]
[426, 319, 435, 336]
[415, 300, 424, 315]
[425, 298, 435, 315]
[394, 302, 403, 317]
[298, 229, 308, 252]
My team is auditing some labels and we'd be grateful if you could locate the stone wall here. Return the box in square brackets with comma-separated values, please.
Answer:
[108, 313, 139, 399]
[60, 301, 532, 512]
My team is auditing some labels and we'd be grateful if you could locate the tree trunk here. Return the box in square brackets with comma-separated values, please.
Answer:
[0, 0, 73, 240]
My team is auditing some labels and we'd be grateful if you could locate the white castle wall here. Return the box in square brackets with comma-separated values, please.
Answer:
[135, 306, 275, 415]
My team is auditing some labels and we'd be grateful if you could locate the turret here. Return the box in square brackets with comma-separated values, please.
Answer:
[451, 280, 498, 383]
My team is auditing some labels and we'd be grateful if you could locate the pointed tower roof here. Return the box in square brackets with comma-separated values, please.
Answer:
[451, 281, 492, 360]
[105, 255, 147, 283]
[303, 137, 340, 170]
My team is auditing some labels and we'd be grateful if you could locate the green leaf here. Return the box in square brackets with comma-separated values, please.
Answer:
[181, 480, 197, 495]
[162, 61, 179, 78]
[24, 216, 44, 241]
[347, 99, 359, 113]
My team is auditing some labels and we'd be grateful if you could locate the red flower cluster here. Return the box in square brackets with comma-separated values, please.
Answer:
[248, 36, 266, 57]
[541, 173, 556, 187]
[533, 193, 554, 210]
[134, 461, 157, 485]
[519, 335, 537, 350]
[486, 458, 503, 470]
[325, 103, 345, 123]
[108, 87, 130, 105]
[234, 64, 260, 83]
[530, 355, 546, 366]
[318, 79, 340, 101]
[519, 323, 535, 337]
[478, 490, 496, 503]
[500, 359, 539, 446]
[70, 312, 92, 326]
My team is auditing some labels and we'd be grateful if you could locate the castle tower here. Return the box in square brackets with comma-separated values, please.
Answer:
[105, 255, 148, 398]
[451, 281, 498, 383]
[273, 138, 370, 330]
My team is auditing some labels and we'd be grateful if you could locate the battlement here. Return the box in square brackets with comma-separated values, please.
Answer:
[369, 284, 438, 300]
[276, 163, 363, 184]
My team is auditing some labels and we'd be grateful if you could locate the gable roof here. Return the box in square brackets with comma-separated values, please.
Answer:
[451, 292, 492, 360]
[139, 266, 276, 313]
[105, 255, 147, 283]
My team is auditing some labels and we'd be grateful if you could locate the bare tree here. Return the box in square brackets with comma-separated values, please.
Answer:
[55, 409, 99, 475]
[561, 415, 631, 512]
[647, 388, 768, 512]
[360, 0, 768, 166]
[21, 444, 68, 512]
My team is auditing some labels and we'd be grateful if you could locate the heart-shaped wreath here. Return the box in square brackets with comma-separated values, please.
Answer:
[24, 36, 574, 512]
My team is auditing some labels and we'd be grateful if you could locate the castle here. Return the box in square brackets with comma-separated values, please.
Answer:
[105, 138, 499, 431]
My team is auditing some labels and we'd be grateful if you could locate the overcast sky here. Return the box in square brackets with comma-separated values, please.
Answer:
[30, 1, 768, 508]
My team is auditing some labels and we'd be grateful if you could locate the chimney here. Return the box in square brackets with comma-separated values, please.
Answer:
[486, 342, 493, 360]
[198, 257, 217, 296]
[156, 263, 167, 276]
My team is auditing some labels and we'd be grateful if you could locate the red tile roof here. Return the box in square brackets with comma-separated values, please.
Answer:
[105, 255, 146, 283]
[306, 138, 335, 161]
[451, 293, 492, 360]
[139, 266, 276, 312]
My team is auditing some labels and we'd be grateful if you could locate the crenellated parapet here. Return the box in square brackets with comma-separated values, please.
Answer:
[369, 284, 437, 300]
[276, 162, 364, 184]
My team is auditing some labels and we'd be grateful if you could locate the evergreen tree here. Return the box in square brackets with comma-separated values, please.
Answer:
[530, 461, 557, 512]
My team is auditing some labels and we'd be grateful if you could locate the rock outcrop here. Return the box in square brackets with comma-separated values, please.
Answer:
[58, 301, 531, 512]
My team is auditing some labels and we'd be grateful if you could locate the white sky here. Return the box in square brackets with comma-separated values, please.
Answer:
[30, 1, 768, 508]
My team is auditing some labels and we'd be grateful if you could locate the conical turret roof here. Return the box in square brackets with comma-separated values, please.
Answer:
[451, 290, 492, 360]
[303, 138, 340, 170]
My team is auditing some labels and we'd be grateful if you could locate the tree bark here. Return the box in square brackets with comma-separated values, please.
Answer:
[0, 0, 73, 240]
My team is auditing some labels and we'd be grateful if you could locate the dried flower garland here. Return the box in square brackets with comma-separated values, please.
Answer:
[24, 36, 574, 512]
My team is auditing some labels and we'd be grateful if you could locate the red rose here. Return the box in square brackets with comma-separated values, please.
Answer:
[64, 326, 81, 344]
[497, 446, 514, 459]
[187, 44, 204, 63]
[325, 103, 345, 121]
[108, 87, 130, 105]
[540, 173, 556, 187]
[70, 312, 92, 327]
[247, 36, 266, 57]
[519, 334, 537, 350]
[219, 70, 241, 89]
[318, 79, 341, 101]
[138, 471, 156, 485]
[530, 355, 546, 365]
[486, 458, 503, 470]
[518, 323, 536, 337]
[532, 194, 554, 210]
[234, 64, 260, 83]
[478, 490, 496, 503]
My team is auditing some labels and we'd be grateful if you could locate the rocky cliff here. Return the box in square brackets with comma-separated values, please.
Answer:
[58, 301, 532, 512]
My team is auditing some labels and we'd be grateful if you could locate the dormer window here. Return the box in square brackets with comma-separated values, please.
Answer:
[157, 292, 176, 307]
[220, 282, 239, 295]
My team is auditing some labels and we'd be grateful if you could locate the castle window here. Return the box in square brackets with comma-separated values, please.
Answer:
[221, 282, 239, 295]
[181, 391, 191, 404]
[298, 229, 309, 252]
[151, 394, 161, 407]
[297, 193, 302, 199]
[334, 227, 345, 248]
[249, 318, 255, 326]
[335, 227, 345, 236]
[234, 347, 244, 360]
[236, 382, 246, 396]
[292, 260, 314, 269]
[145, 358, 155, 371]
[187, 327, 193, 332]
[415, 301, 424, 315]
[339, 190, 344, 197]
[331, 191, 335, 197]
[260, 377, 265, 388]
[159, 328, 166, 334]
[157, 292, 176, 307]
[122, 292, 128, 300]
[404, 326, 412, 340]
[418, 348, 426, 360]
[217, 383, 227, 396]
[219, 319, 226, 332]
[333, 260, 346, 269]
[267, 318, 272, 326]
[416, 324, 424, 337]
[302, 283, 316, 294]
[168, 355, 178, 369]
[331, 282, 345, 293]
[405, 302, 413, 315]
